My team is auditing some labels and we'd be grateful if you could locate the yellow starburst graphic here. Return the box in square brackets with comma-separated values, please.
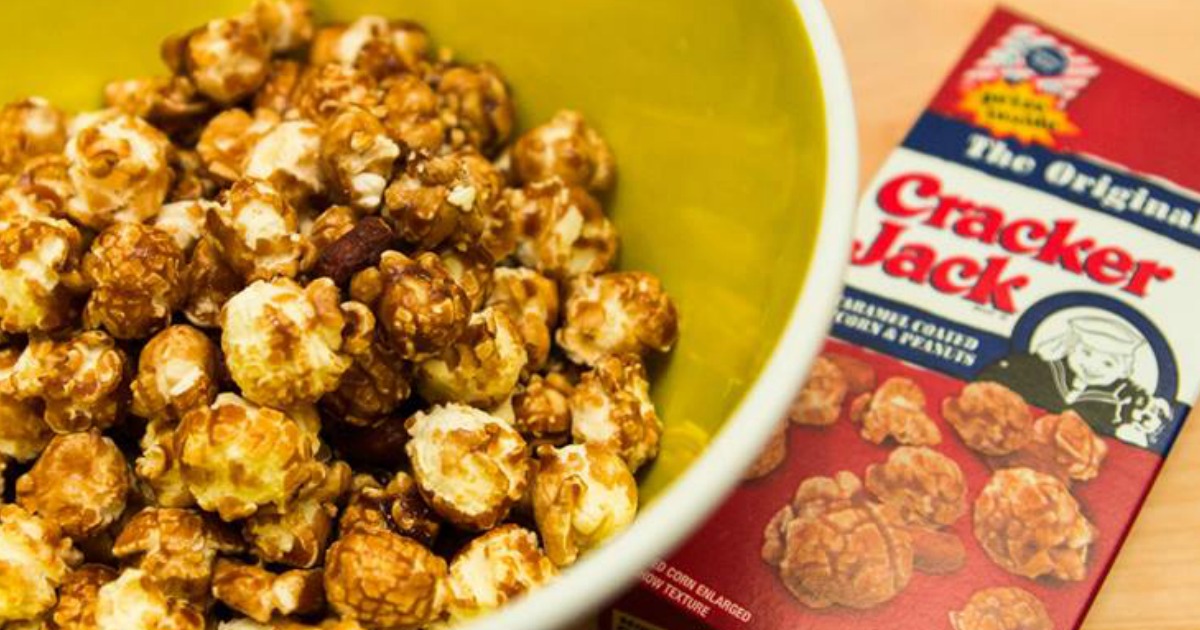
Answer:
[957, 80, 1080, 147]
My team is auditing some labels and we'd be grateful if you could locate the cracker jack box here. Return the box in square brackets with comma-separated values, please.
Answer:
[602, 8, 1200, 630]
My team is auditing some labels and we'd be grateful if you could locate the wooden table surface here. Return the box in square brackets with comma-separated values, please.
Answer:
[822, 2, 1200, 628]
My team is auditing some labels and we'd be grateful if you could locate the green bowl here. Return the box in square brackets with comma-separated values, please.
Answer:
[0, 0, 857, 626]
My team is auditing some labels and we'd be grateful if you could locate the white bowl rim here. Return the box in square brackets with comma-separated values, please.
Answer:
[463, 1, 858, 628]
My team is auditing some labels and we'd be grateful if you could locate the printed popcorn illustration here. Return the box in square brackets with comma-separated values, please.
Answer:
[604, 9, 1200, 630]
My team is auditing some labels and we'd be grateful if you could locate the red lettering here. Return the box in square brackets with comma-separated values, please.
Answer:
[953, 205, 1004, 244]
[998, 219, 1048, 254]
[928, 195, 970, 229]
[1083, 247, 1133, 285]
[1034, 220, 1094, 273]
[964, 257, 1028, 313]
[882, 243, 937, 283]
[1123, 261, 1175, 297]
[851, 221, 903, 266]
[877, 173, 939, 218]
[930, 257, 981, 293]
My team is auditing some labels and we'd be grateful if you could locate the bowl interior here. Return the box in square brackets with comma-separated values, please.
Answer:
[0, 0, 826, 501]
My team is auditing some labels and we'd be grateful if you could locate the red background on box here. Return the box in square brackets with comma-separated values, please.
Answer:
[622, 339, 1164, 630]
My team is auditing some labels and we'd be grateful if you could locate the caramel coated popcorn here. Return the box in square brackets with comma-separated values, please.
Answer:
[0, 350, 51, 463]
[135, 420, 194, 508]
[570, 354, 661, 473]
[533, 443, 639, 568]
[321, 105, 400, 211]
[340, 472, 442, 547]
[512, 372, 574, 446]
[1017, 411, 1108, 483]
[131, 325, 220, 423]
[949, 587, 1054, 630]
[251, 0, 315, 53]
[182, 236, 243, 328]
[743, 422, 788, 481]
[176, 17, 270, 105]
[974, 468, 1096, 581]
[0, 504, 81, 624]
[51, 565, 117, 630]
[382, 151, 504, 251]
[324, 527, 448, 630]
[415, 307, 527, 407]
[312, 16, 431, 80]
[865, 446, 967, 528]
[437, 63, 515, 155]
[82, 222, 187, 339]
[511, 180, 617, 278]
[379, 74, 444, 155]
[243, 461, 350, 568]
[436, 243, 493, 312]
[445, 524, 557, 622]
[101, 76, 214, 142]
[16, 432, 130, 540]
[196, 108, 280, 184]
[944, 382, 1034, 456]
[788, 355, 848, 427]
[486, 267, 559, 371]
[207, 177, 308, 282]
[0, 215, 85, 333]
[366, 250, 471, 361]
[0, 98, 67, 176]
[292, 63, 381, 127]
[212, 559, 324, 622]
[406, 404, 529, 530]
[155, 199, 219, 253]
[245, 119, 326, 208]
[557, 271, 679, 366]
[850, 377, 942, 446]
[93, 568, 205, 630]
[5, 331, 127, 433]
[512, 110, 615, 193]
[111, 507, 243, 603]
[64, 111, 173, 229]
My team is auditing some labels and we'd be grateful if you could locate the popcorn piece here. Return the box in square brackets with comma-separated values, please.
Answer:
[380, 74, 445, 155]
[513, 110, 615, 193]
[135, 419, 194, 508]
[292, 63, 381, 127]
[0, 154, 74, 223]
[0, 504, 81, 624]
[168, 148, 219, 202]
[383, 151, 504, 251]
[82, 222, 187, 339]
[788, 355, 848, 427]
[974, 467, 1096, 581]
[850, 377, 942, 446]
[445, 525, 556, 622]
[486, 267, 559, 371]
[944, 381, 1033, 456]
[102, 76, 214, 141]
[155, 199, 219, 254]
[743, 422, 788, 481]
[311, 17, 431, 80]
[308, 204, 360, 256]
[368, 250, 471, 361]
[177, 393, 324, 521]
[557, 271, 679, 366]
[512, 372, 574, 446]
[64, 110, 173, 229]
[339, 472, 442, 547]
[437, 63, 514, 155]
[321, 106, 400, 211]
[51, 565, 117, 630]
[950, 587, 1054, 630]
[0, 214, 86, 334]
[131, 325, 220, 423]
[533, 443, 638, 567]
[570, 354, 660, 473]
[207, 178, 307, 282]
[254, 59, 304, 114]
[0, 98, 67, 176]
[245, 120, 326, 208]
[322, 330, 412, 426]
[197, 108, 280, 183]
[94, 568, 205, 630]
[243, 461, 350, 568]
[762, 472, 913, 609]
[511, 180, 618, 278]
[407, 404, 529, 530]
[250, 0, 314, 53]
[0, 349, 52, 462]
[212, 559, 324, 623]
[437, 243, 493, 312]
[183, 236, 244, 328]
[415, 307, 527, 407]
[178, 17, 270, 105]
[1013, 411, 1107, 483]
[324, 528, 448, 630]
[825, 353, 877, 396]
[5, 331, 127, 433]
[111, 507, 243, 604]
[17, 432, 131, 540]
[865, 446, 967, 528]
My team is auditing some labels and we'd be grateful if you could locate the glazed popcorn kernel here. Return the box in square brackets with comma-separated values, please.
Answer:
[850, 376, 942, 446]
[570, 354, 661, 473]
[324, 527, 448, 630]
[437, 243, 494, 311]
[16, 432, 131, 540]
[197, 108, 281, 184]
[168, 147, 220, 202]
[533, 443, 639, 568]
[788, 355, 849, 427]
[383, 151, 505, 251]
[865, 446, 968, 528]
[312, 16, 431, 80]
[250, 0, 315, 53]
[379, 74, 446, 155]
[94, 568, 205, 630]
[825, 353, 877, 396]
[206, 177, 308, 282]
[406, 404, 530, 530]
[944, 381, 1034, 456]
[512, 372, 574, 446]
[6, 331, 127, 433]
[511, 180, 618, 279]
[51, 565, 117, 630]
[0, 214, 86, 334]
[761, 471, 865, 565]
[221, 277, 362, 408]
[974, 467, 1096, 581]
[950, 586, 1054, 630]
[254, 59, 304, 114]
[182, 236, 244, 328]
[112, 507, 244, 604]
[437, 63, 515, 155]
[415, 307, 527, 407]
[322, 330, 412, 426]
[512, 110, 615, 193]
[321, 106, 401, 211]
[0, 504, 81, 624]
[446, 524, 557, 622]
[0, 155, 74, 224]
[743, 422, 788, 481]
[292, 63, 382, 127]
[0, 349, 51, 463]
[487, 267, 559, 372]
[82, 222, 187, 340]
[243, 461, 350, 568]
[131, 325, 220, 423]
[177, 393, 325, 521]
[102, 76, 214, 141]
[0, 98, 67, 176]
[212, 559, 324, 623]
[368, 250, 471, 361]
[177, 16, 270, 105]
[135, 419, 194, 508]
[64, 110, 173, 230]
[1022, 411, 1108, 482]
[557, 271, 679, 366]
[155, 199, 220, 254]
[245, 119, 326, 208]
[339, 472, 442, 548]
